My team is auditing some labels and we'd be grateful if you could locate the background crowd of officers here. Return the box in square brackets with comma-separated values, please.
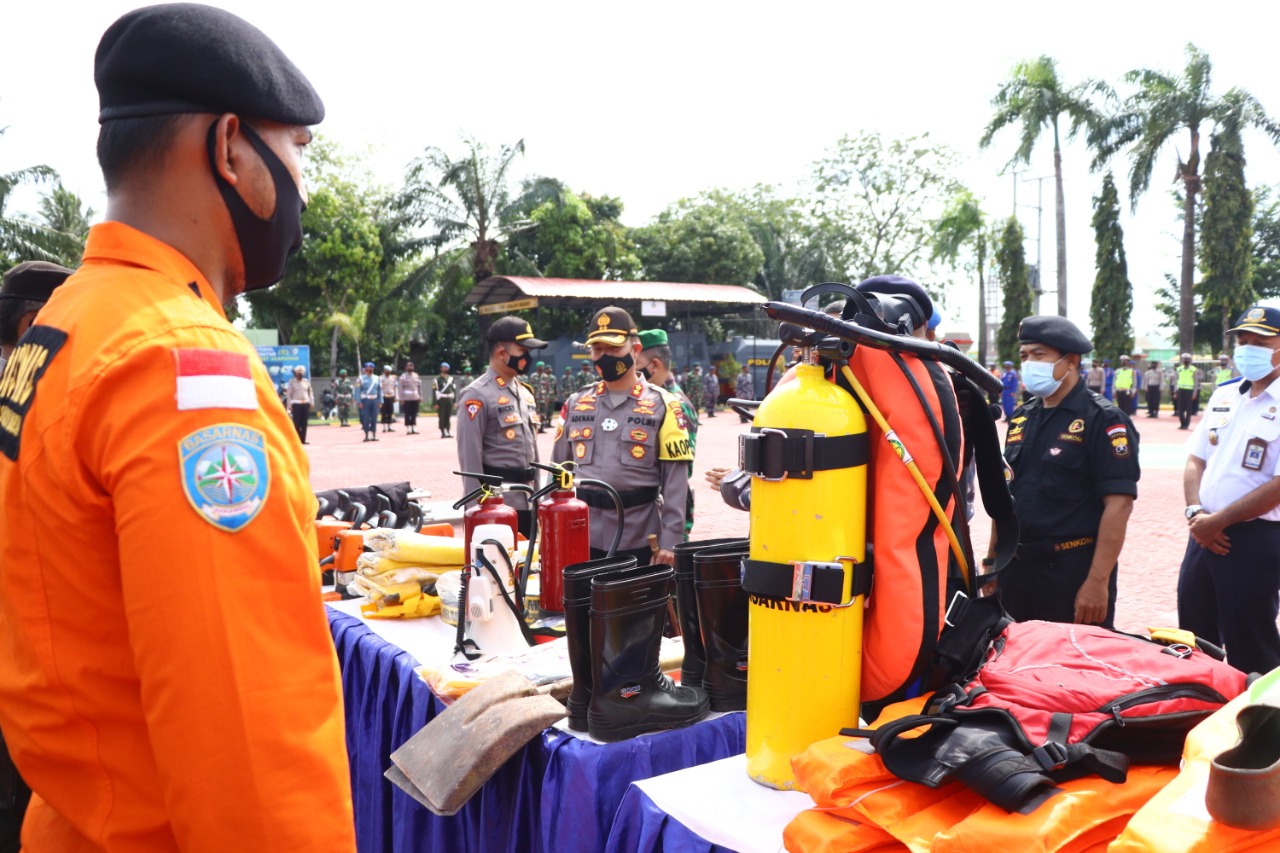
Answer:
[988, 352, 1238, 428]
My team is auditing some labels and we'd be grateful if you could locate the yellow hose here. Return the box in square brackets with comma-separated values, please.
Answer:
[839, 365, 970, 588]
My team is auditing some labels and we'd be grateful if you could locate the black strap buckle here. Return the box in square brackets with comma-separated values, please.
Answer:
[1031, 741, 1070, 772]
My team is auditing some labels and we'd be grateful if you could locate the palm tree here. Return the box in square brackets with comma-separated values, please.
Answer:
[980, 56, 1106, 318]
[396, 137, 560, 283]
[1091, 44, 1280, 352]
[931, 190, 990, 360]
[0, 125, 59, 264]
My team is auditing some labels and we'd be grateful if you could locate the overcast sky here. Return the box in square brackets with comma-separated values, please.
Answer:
[4, 0, 1279, 342]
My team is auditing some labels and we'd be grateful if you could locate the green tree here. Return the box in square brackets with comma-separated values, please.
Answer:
[1199, 95, 1257, 351]
[980, 56, 1105, 318]
[632, 191, 765, 285]
[931, 189, 991, 360]
[810, 132, 961, 282]
[1252, 185, 1280, 302]
[510, 190, 640, 280]
[995, 217, 1033, 364]
[1092, 43, 1280, 352]
[26, 182, 94, 267]
[243, 137, 394, 376]
[1088, 173, 1134, 362]
[0, 124, 58, 266]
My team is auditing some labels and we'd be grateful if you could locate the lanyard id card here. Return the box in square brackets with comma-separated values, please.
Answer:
[1243, 437, 1268, 471]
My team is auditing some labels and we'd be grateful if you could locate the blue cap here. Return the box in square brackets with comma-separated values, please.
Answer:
[1229, 305, 1280, 337]
[440, 362, 451, 369]
[362, 361, 375, 368]
[928, 309, 942, 331]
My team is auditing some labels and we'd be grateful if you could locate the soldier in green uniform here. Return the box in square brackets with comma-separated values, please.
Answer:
[636, 329, 698, 538]
[577, 361, 595, 392]
[333, 368, 354, 427]
[685, 363, 704, 419]
[557, 365, 575, 411]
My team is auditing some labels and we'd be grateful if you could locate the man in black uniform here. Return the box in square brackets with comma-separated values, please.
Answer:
[988, 316, 1140, 628]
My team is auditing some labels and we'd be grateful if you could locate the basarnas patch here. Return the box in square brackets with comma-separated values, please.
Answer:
[179, 424, 270, 532]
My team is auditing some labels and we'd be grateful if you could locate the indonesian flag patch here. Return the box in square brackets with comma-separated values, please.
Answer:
[174, 349, 257, 411]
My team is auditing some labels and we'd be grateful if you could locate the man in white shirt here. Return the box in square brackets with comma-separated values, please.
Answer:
[1179, 305, 1280, 674]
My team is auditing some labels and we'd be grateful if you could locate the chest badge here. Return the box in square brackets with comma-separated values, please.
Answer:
[1049, 447, 1061, 456]
[601, 418, 619, 432]
[497, 395, 510, 405]
[582, 427, 594, 439]
[630, 445, 646, 460]
[505, 428, 516, 440]
[1068, 418, 1085, 434]
[630, 429, 649, 442]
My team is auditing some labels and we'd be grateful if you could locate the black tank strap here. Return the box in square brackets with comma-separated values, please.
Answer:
[738, 428, 868, 481]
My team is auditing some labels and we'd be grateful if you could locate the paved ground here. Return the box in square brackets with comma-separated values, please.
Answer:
[306, 401, 1196, 634]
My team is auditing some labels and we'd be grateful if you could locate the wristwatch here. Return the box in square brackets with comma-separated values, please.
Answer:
[1185, 505, 1204, 520]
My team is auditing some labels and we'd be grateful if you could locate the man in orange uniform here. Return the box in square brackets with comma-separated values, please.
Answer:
[0, 5, 355, 851]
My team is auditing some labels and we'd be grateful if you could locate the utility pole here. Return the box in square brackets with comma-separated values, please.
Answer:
[1022, 174, 1052, 315]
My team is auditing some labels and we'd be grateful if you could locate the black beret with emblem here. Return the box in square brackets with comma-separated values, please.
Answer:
[486, 315, 547, 348]
[0, 261, 73, 303]
[1228, 305, 1280, 337]
[586, 306, 638, 346]
[1018, 315, 1093, 355]
[95, 3, 325, 125]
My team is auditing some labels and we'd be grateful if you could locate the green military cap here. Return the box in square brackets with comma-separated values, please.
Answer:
[535, 360, 545, 368]
[638, 329, 669, 350]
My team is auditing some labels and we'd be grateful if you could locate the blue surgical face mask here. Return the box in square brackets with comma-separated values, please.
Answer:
[1023, 356, 1067, 398]
[1234, 344, 1278, 382]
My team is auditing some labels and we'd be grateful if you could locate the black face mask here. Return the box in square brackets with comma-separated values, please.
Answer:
[638, 365, 654, 381]
[594, 351, 634, 382]
[504, 349, 532, 375]
[208, 121, 305, 294]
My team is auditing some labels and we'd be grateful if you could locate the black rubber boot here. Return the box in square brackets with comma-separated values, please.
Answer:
[693, 541, 751, 712]
[587, 564, 709, 742]
[673, 538, 747, 688]
[561, 555, 637, 731]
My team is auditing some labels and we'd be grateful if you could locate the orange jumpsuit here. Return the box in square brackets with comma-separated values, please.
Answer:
[0, 222, 355, 852]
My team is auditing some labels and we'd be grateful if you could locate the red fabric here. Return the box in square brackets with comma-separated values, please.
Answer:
[173, 348, 251, 378]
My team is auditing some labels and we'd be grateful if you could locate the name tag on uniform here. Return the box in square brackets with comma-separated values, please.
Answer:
[1243, 437, 1267, 471]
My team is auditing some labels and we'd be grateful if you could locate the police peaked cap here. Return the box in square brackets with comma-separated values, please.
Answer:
[586, 307, 638, 346]
[855, 275, 934, 330]
[487, 316, 547, 348]
[1228, 305, 1280, 337]
[0, 261, 73, 302]
[95, 4, 325, 125]
[1018, 315, 1093, 355]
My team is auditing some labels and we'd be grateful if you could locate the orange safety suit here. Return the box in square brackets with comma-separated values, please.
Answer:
[0, 222, 354, 852]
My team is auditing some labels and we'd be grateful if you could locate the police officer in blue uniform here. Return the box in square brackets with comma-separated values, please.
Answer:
[991, 316, 1140, 628]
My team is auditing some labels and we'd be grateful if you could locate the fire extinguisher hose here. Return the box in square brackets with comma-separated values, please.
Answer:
[838, 364, 970, 588]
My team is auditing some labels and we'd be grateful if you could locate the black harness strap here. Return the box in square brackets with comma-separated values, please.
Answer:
[738, 428, 868, 481]
[741, 557, 871, 605]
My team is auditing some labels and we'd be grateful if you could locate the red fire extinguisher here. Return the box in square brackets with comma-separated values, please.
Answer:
[532, 464, 590, 613]
[453, 473, 520, 561]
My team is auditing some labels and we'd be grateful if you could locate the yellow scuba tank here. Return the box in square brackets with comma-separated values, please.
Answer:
[741, 362, 868, 790]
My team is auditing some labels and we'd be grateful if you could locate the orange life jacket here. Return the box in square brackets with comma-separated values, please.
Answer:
[1110, 691, 1280, 853]
[786, 698, 1177, 853]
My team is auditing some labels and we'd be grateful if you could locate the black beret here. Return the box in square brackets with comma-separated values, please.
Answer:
[1017, 315, 1093, 355]
[0, 261, 73, 303]
[855, 275, 934, 330]
[95, 4, 324, 125]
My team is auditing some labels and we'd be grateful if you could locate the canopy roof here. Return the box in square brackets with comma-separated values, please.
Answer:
[466, 276, 769, 317]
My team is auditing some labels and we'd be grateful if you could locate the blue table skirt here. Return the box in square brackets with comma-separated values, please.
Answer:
[606, 784, 735, 853]
[328, 608, 746, 853]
